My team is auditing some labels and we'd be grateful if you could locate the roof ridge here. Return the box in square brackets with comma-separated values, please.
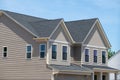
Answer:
[65, 18, 98, 23]
[1, 9, 47, 20]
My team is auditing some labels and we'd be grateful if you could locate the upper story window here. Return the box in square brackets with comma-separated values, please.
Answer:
[102, 51, 106, 64]
[26, 45, 32, 59]
[52, 45, 57, 59]
[85, 49, 89, 62]
[62, 46, 67, 60]
[93, 50, 97, 63]
[3, 46, 7, 58]
[39, 44, 46, 58]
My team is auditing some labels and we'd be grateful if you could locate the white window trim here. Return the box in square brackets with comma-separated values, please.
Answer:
[93, 49, 98, 63]
[39, 43, 46, 59]
[61, 45, 68, 61]
[26, 44, 32, 59]
[84, 48, 90, 62]
[51, 43, 58, 60]
[2, 46, 8, 58]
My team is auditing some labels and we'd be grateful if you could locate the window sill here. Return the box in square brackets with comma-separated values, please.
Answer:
[62, 60, 67, 62]
[51, 59, 57, 61]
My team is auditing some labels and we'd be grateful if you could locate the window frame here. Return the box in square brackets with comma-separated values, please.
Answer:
[39, 43, 46, 58]
[26, 44, 32, 59]
[51, 44, 57, 60]
[62, 45, 68, 61]
[85, 48, 89, 62]
[102, 50, 106, 64]
[2, 46, 8, 58]
[93, 49, 98, 63]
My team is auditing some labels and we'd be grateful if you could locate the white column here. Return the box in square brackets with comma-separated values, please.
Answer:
[100, 72, 102, 80]
[115, 73, 117, 80]
[107, 73, 109, 80]
[91, 72, 94, 80]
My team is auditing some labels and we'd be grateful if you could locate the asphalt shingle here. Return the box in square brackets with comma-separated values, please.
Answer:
[65, 18, 97, 42]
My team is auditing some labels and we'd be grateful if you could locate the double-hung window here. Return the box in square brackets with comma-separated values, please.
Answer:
[102, 51, 106, 63]
[94, 50, 97, 63]
[3, 46, 7, 58]
[52, 45, 57, 59]
[85, 49, 89, 62]
[26, 45, 32, 59]
[39, 44, 46, 58]
[62, 46, 67, 60]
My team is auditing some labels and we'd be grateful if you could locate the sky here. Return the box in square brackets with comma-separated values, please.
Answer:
[0, 0, 119, 52]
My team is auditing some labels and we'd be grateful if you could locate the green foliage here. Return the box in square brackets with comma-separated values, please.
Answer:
[108, 48, 116, 59]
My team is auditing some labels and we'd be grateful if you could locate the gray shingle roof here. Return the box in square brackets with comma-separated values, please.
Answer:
[83, 65, 119, 71]
[1, 10, 98, 41]
[2, 10, 47, 37]
[48, 64, 92, 72]
[30, 19, 62, 37]
[1, 10, 62, 37]
[65, 18, 97, 42]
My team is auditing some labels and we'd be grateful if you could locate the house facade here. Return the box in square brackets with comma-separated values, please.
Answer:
[0, 10, 119, 80]
[108, 50, 120, 80]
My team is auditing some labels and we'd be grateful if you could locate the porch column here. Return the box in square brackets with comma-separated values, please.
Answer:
[99, 72, 102, 80]
[107, 73, 109, 80]
[114, 73, 117, 80]
[91, 72, 94, 80]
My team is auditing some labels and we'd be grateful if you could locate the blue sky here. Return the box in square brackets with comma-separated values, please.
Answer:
[0, 0, 119, 52]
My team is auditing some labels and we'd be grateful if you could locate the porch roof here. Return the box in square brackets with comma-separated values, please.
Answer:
[48, 64, 92, 73]
[83, 65, 119, 73]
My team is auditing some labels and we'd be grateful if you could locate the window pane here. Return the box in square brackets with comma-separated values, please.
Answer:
[102, 51, 106, 63]
[3, 53, 7, 57]
[27, 46, 31, 52]
[94, 50, 97, 63]
[4, 47, 7, 51]
[40, 52, 45, 58]
[40, 44, 46, 58]
[26, 45, 32, 59]
[27, 53, 31, 58]
[41, 45, 45, 51]
[85, 49, 89, 62]
[52, 45, 57, 59]
[62, 46, 67, 60]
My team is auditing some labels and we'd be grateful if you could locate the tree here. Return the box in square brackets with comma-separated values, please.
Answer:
[108, 48, 116, 59]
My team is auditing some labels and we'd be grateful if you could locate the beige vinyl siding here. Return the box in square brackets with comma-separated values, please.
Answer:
[84, 24, 106, 47]
[0, 14, 52, 80]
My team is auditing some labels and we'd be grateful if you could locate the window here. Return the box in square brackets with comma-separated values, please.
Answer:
[102, 51, 106, 63]
[39, 44, 46, 58]
[26, 45, 32, 59]
[52, 45, 57, 59]
[94, 50, 97, 63]
[3, 47, 7, 58]
[85, 49, 89, 62]
[62, 46, 67, 60]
